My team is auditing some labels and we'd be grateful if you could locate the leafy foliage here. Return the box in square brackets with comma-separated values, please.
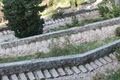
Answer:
[116, 27, 120, 37]
[98, 1, 120, 19]
[3, 0, 46, 38]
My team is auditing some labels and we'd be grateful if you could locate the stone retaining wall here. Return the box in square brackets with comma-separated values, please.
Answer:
[0, 39, 120, 75]
[43, 10, 99, 32]
[0, 9, 99, 33]
[0, 17, 120, 58]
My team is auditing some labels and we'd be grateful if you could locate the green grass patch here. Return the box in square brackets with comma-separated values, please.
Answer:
[0, 36, 119, 63]
[93, 69, 120, 80]
[115, 45, 120, 61]
[105, 69, 120, 80]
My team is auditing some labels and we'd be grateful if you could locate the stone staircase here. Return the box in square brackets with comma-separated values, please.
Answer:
[1, 53, 117, 80]
[0, 30, 17, 43]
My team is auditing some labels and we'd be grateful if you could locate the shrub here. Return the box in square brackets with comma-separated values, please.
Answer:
[98, 1, 120, 20]
[116, 48, 120, 61]
[71, 16, 79, 26]
[92, 73, 106, 80]
[52, 10, 64, 20]
[65, 23, 73, 28]
[3, 0, 46, 38]
[116, 27, 120, 37]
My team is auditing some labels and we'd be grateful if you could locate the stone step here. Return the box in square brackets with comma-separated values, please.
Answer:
[64, 67, 74, 75]
[78, 65, 87, 73]
[85, 64, 94, 72]
[18, 73, 27, 80]
[104, 56, 112, 63]
[27, 72, 36, 80]
[57, 68, 66, 76]
[90, 62, 98, 69]
[109, 53, 116, 60]
[10, 74, 19, 80]
[1, 55, 115, 80]
[94, 60, 103, 67]
[43, 70, 52, 78]
[2, 75, 9, 80]
[71, 66, 81, 74]
[35, 70, 45, 79]
[99, 58, 108, 65]
[50, 68, 59, 78]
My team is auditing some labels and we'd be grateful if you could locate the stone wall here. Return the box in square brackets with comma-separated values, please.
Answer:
[0, 39, 120, 75]
[0, 17, 120, 58]
[0, 9, 99, 33]
[43, 10, 99, 32]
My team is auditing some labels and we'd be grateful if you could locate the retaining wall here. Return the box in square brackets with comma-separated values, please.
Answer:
[0, 17, 120, 58]
[43, 9, 99, 32]
[0, 9, 99, 34]
[0, 39, 120, 75]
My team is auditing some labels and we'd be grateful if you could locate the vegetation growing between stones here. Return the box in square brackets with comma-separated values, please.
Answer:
[116, 27, 120, 37]
[3, 0, 46, 38]
[98, 0, 120, 20]
[0, 36, 119, 63]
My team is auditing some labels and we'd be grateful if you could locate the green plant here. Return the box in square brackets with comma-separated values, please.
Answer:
[71, 16, 79, 26]
[116, 27, 120, 37]
[3, 0, 46, 38]
[93, 69, 120, 80]
[52, 10, 64, 20]
[65, 23, 73, 28]
[93, 73, 106, 80]
[105, 69, 120, 80]
[116, 47, 120, 61]
[98, 1, 120, 19]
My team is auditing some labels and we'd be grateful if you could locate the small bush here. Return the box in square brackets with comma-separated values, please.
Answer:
[71, 16, 79, 26]
[3, 0, 46, 38]
[92, 73, 106, 80]
[116, 47, 120, 61]
[65, 23, 73, 28]
[98, 1, 120, 19]
[116, 27, 120, 37]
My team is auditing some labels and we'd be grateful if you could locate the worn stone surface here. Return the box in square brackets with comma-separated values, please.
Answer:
[0, 40, 120, 75]
[44, 70, 52, 78]
[2, 75, 9, 80]
[27, 72, 35, 80]
[18, 73, 27, 80]
[46, 59, 120, 80]
[0, 17, 120, 57]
